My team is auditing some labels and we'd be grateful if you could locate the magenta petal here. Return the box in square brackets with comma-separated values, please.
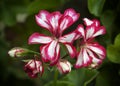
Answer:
[64, 43, 77, 58]
[45, 40, 58, 61]
[48, 11, 62, 34]
[75, 48, 92, 69]
[28, 33, 53, 44]
[87, 43, 106, 59]
[35, 10, 52, 31]
[40, 45, 49, 62]
[93, 26, 106, 37]
[64, 8, 80, 22]
[50, 44, 60, 66]
[59, 31, 77, 43]
[59, 16, 73, 34]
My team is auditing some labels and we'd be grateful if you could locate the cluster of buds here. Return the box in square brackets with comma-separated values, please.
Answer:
[8, 8, 106, 78]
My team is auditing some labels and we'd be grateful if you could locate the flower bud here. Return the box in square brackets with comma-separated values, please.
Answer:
[24, 60, 44, 78]
[56, 60, 71, 74]
[8, 47, 29, 58]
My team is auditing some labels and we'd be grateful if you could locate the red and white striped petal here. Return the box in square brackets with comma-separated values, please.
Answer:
[76, 24, 85, 37]
[64, 43, 77, 58]
[93, 26, 106, 37]
[59, 16, 73, 34]
[50, 44, 60, 66]
[40, 45, 49, 62]
[83, 18, 93, 26]
[45, 40, 58, 61]
[85, 26, 95, 40]
[64, 8, 80, 22]
[28, 33, 53, 44]
[87, 43, 106, 59]
[86, 49, 102, 64]
[75, 48, 92, 68]
[83, 18, 100, 27]
[48, 12, 62, 34]
[35, 10, 51, 31]
[59, 32, 77, 43]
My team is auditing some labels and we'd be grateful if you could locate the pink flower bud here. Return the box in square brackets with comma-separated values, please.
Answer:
[24, 60, 44, 78]
[8, 47, 29, 58]
[56, 60, 71, 74]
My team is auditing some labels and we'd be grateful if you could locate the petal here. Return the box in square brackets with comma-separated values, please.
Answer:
[85, 26, 95, 40]
[75, 48, 92, 69]
[93, 26, 106, 37]
[64, 8, 80, 22]
[87, 43, 106, 59]
[35, 10, 51, 31]
[83, 18, 93, 26]
[59, 31, 77, 43]
[28, 33, 53, 44]
[76, 24, 85, 37]
[86, 49, 102, 64]
[50, 44, 60, 66]
[40, 45, 49, 62]
[59, 16, 73, 34]
[48, 12, 62, 34]
[64, 43, 77, 58]
[45, 40, 58, 61]
[83, 18, 100, 27]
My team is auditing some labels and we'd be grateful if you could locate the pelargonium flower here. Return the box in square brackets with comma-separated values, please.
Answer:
[56, 59, 71, 74]
[24, 60, 44, 78]
[74, 18, 106, 68]
[29, 8, 80, 65]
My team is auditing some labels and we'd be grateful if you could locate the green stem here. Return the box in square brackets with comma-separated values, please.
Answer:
[29, 50, 40, 55]
[53, 69, 58, 86]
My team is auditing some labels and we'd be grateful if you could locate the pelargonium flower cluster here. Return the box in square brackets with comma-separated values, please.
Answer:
[8, 8, 106, 78]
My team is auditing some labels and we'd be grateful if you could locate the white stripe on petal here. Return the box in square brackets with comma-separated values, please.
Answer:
[86, 26, 95, 40]
[59, 32, 76, 43]
[77, 24, 85, 37]
[83, 18, 93, 26]
[35, 10, 51, 30]
[93, 26, 106, 37]
[28, 33, 53, 44]
[46, 40, 58, 60]
[64, 43, 76, 58]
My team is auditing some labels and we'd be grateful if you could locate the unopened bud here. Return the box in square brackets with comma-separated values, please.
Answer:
[56, 60, 71, 74]
[8, 47, 29, 58]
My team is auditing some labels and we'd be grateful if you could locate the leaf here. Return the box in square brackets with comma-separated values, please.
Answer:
[27, 0, 61, 14]
[114, 34, 120, 47]
[107, 34, 120, 64]
[88, 0, 106, 16]
[44, 81, 75, 86]
[107, 45, 120, 64]
[64, 68, 99, 86]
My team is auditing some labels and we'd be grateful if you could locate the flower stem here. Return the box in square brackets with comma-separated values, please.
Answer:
[53, 69, 58, 86]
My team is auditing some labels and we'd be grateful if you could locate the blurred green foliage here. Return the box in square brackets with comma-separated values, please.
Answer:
[0, 0, 120, 86]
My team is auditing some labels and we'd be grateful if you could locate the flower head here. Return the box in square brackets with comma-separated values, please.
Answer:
[75, 18, 106, 68]
[24, 60, 44, 78]
[29, 8, 80, 65]
[8, 47, 29, 58]
[56, 59, 71, 74]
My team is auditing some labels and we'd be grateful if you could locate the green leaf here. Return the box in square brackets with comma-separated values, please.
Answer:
[44, 81, 75, 86]
[107, 45, 120, 64]
[65, 68, 99, 86]
[114, 34, 120, 47]
[107, 34, 120, 64]
[27, 0, 61, 14]
[88, 0, 106, 16]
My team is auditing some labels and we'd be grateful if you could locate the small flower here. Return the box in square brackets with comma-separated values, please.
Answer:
[8, 47, 29, 58]
[28, 8, 80, 65]
[56, 60, 71, 74]
[74, 18, 106, 68]
[24, 60, 44, 78]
